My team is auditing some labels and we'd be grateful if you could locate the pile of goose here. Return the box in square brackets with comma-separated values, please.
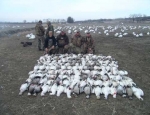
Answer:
[19, 54, 144, 100]
[26, 33, 35, 39]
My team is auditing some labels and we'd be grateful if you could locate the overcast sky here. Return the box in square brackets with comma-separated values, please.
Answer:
[0, 0, 150, 22]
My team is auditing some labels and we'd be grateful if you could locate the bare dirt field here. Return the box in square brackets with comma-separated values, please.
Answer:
[0, 23, 150, 115]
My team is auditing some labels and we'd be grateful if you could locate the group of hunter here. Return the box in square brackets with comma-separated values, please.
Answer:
[35, 20, 95, 54]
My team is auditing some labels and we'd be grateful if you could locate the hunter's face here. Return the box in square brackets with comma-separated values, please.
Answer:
[61, 31, 65, 35]
[49, 31, 53, 37]
[87, 33, 90, 37]
[77, 32, 80, 35]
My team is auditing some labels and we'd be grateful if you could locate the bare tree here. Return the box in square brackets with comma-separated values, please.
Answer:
[129, 14, 142, 22]
[67, 16, 74, 23]
[142, 14, 147, 22]
[143, 14, 147, 17]
[136, 14, 142, 23]
[129, 14, 135, 22]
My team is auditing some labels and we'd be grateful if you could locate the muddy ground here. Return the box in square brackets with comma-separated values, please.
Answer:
[0, 27, 150, 115]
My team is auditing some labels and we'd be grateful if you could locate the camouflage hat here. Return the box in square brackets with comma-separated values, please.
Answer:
[39, 20, 42, 24]
[77, 30, 80, 32]
[61, 29, 65, 33]
[86, 31, 90, 34]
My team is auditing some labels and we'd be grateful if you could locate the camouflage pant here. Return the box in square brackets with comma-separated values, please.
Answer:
[83, 44, 95, 54]
[36, 35, 45, 50]
[56, 45, 69, 54]
[48, 48, 57, 54]
[69, 43, 83, 54]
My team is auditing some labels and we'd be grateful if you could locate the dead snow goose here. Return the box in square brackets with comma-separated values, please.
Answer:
[41, 84, 51, 96]
[33, 84, 42, 96]
[57, 84, 65, 97]
[110, 85, 117, 98]
[126, 85, 133, 100]
[50, 83, 58, 95]
[102, 85, 110, 99]
[132, 86, 144, 101]
[19, 82, 30, 95]
[93, 80, 103, 99]
[83, 81, 91, 99]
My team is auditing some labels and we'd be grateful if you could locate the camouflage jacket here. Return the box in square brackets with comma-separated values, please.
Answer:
[83, 36, 94, 48]
[35, 23, 45, 36]
[56, 34, 69, 47]
[46, 25, 54, 37]
[71, 35, 84, 47]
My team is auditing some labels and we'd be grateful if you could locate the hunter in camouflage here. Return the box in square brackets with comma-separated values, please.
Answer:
[35, 20, 45, 51]
[83, 32, 95, 54]
[46, 21, 54, 37]
[69, 31, 84, 54]
[56, 30, 69, 54]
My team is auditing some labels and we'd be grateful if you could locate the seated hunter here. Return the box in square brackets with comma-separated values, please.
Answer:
[83, 32, 95, 54]
[44, 31, 57, 54]
[56, 30, 69, 54]
[69, 30, 84, 54]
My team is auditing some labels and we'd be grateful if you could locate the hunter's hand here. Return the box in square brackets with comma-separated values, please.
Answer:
[51, 46, 54, 49]
[45, 48, 49, 53]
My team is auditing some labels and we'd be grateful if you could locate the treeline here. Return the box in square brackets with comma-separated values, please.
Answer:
[75, 19, 112, 23]
[75, 14, 150, 23]
[67, 16, 74, 23]
[1, 14, 150, 24]
[129, 14, 150, 22]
